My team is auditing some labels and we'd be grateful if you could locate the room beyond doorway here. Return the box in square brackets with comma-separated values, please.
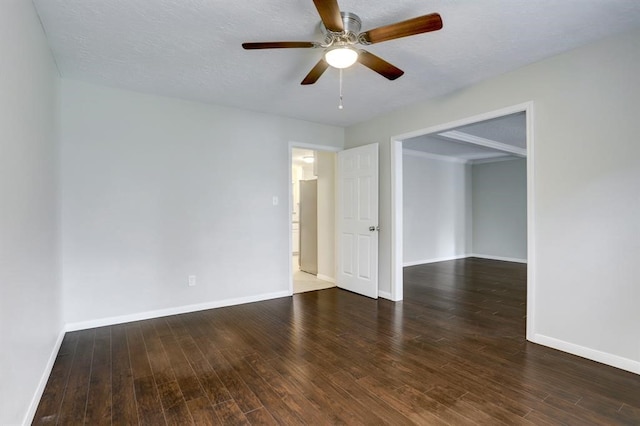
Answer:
[390, 102, 535, 339]
[402, 111, 527, 267]
[292, 254, 335, 293]
[290, 146, 338, 294]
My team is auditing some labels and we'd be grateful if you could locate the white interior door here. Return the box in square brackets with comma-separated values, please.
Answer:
[337, 143, 379, 298]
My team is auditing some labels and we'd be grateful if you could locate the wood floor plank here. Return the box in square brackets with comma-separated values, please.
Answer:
[55, 329, 95, 425]
[459, 391, 537, 425]
[154, 318, 207, 402]
[395, 384, 483, 424]
[240, 353, 329, 425]
[195, 340, 262, 413]
[185, 396, 220, 425]
[110, 324, 139, 425]
[35, 259, 640, 424]
[157, 379, 194, 425]
[223, 353, 308, 425]
[211, 400, 250, 425]
[32, 333, 79, 424]
[173, 315, 234, 406]
[243, 407, 278, 425]
[84, 326, 112, 425]
[268, 355, 387, 425]
[125, 323, 153, 380]
[139, 319, 176, 385]
[356, 375, 447, 424]
[327, 370, 415, 425]
[133, 375, 166, 425]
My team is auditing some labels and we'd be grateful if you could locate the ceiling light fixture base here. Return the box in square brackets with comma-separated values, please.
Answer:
[319, 12, 361, 47]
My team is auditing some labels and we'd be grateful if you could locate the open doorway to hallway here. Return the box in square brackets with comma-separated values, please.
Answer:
[291, 148, 337, 293]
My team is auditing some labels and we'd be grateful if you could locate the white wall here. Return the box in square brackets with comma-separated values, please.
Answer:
[0, 1, 62, 424]
[60, 80, 344, 327]
[346, 28, 640, 373]
[316, 151, 336, 281]
[472, 159, 527, 261]
[402, 151, 468, 265]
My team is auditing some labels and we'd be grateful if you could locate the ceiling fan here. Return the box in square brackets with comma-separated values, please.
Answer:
[242, 0, 443, 85]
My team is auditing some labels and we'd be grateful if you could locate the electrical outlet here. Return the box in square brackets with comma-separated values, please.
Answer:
[188, 275, 196, 287]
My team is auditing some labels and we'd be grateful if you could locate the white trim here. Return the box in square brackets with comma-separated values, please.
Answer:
[404, 254, 526, 267]
[403, 147, 518, 165]
[390, 140, 403, 301]
[378, 290, 393, 300]
[23, 329, 66, 426]
[469, 254, 528, 264]
[402, 148, 468, 164]
[403, 255, 468, 267]
[525, 103, 536, 342]
[532, 334, 640, 375]
[65, 291, 290, 332]
[469, 156, 522, 165]
[439, 130, 527, 157]
[289, 141, 341, 153]
[288, 145, 294, 297]
[390, 101, 535, 338]
[316, 274, 336, 284]
[392, 102, 533, 141]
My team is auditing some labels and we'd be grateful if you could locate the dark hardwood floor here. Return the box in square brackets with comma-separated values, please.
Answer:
[34, 258, 640, 424]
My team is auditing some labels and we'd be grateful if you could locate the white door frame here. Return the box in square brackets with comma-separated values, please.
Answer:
[288, 141, 341, 296]
[390, 101, 536, 341]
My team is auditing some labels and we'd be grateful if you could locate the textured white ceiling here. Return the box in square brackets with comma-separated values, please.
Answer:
[403, 135, 514, 161]
[33, 0, 640, 127]
[403, 111, 525, 161]
[455, 112, 526, 149]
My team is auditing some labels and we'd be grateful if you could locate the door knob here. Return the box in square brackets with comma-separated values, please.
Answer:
[369, 226, 379, 232]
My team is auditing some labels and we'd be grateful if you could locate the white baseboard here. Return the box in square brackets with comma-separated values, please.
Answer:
[65, 290, 291, 332]
[378, 290, 393, 300]
[316, 274, 336, 284]
[532, 333, 640, 375]
[403, 254, 468, 267]
[24, 328, 66, 425]
[404, 254, 527, 267]
[468, 253, 528, 264]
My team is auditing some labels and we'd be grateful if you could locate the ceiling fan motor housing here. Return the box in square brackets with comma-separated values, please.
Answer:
[320, 12, 362, 45]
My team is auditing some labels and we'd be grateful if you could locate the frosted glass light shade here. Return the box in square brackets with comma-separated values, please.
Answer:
[324, 47, 358, 69]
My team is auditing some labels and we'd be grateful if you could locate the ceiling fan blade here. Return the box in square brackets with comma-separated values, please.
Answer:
[312, 0, 344, 32]
[359, 13, 443, 45]
[242, 41, 319, 49]
[358, 50, 404, 80]
[301, 59, 330, 85]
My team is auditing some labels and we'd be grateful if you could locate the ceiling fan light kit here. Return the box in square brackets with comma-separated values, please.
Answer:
[242, 0, 443, 106]
[324, 46, 358, 69]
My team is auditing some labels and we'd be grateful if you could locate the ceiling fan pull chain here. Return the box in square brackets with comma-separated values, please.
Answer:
[338, 68, 344, 110]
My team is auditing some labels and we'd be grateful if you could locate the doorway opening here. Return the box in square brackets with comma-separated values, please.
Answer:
[290, 147, 338, 294]
[390, 102, 535, 339]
